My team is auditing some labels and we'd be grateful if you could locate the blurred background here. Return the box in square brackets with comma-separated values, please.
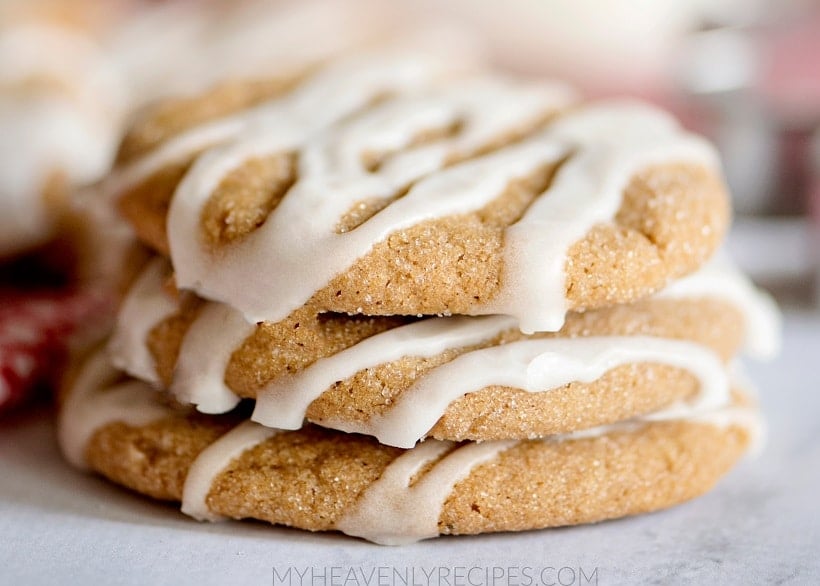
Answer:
[1, 0, 818, 410]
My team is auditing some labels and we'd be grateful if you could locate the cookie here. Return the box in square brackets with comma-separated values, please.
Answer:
[0, 4, 126, 258]
[110, 62, 728, 332]
[106, 254, 778, 446]
[58, 348, 759, 545]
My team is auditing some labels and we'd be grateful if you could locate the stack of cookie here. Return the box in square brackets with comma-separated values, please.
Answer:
[58, 49, 779, 544]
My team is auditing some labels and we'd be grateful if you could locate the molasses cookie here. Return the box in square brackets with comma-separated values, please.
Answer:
[59, 349, 759, 545]
[108, 255, 777, 446]
[109, 58, 728, 332]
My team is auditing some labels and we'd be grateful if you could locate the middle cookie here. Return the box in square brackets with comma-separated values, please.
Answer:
[109, 256, 778, 448]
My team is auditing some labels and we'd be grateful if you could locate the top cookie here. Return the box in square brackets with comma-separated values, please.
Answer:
[110, 52, 729, 333]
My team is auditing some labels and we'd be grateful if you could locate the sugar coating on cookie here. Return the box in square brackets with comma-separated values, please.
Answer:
[59, 348, 758, 545]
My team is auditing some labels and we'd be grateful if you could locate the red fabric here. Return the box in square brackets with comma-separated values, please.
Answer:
[0, 289, 106, 412]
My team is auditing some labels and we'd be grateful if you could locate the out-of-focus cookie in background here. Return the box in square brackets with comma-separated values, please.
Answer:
[0, 0, 125, 262]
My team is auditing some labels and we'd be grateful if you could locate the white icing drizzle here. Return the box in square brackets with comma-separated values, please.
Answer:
[484, 103, 719, 332]
[356, 337, 728, 448]
[170, 76, 573, 317]
[181, 421, 279, 522]
[334, 396, 758, 545]
[159, 75, 569, 410]
[254, 332, 728, 448]
[57, 349, 173, 470]
[659, 253, 782, 360]
[170, 302, 256, 414]
[336, 439, 516, 545]
[107, 50, 466, 199]
[108, 258, 177, 386]
[253, 315, 516, 429]
[169, 100, 716, 332]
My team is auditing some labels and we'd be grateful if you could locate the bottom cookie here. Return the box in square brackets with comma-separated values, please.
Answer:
[59, 350, 758, 545]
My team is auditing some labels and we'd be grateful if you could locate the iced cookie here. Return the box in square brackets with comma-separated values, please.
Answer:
[107, 255, 777, 446]
[58, 348, 759, 545]
[110, 62, 728, 332]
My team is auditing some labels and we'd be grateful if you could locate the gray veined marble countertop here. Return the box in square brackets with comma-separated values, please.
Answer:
[0, 309, 818, 586]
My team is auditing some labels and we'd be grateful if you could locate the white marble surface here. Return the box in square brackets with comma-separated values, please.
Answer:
[0, 309, 818, 586]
